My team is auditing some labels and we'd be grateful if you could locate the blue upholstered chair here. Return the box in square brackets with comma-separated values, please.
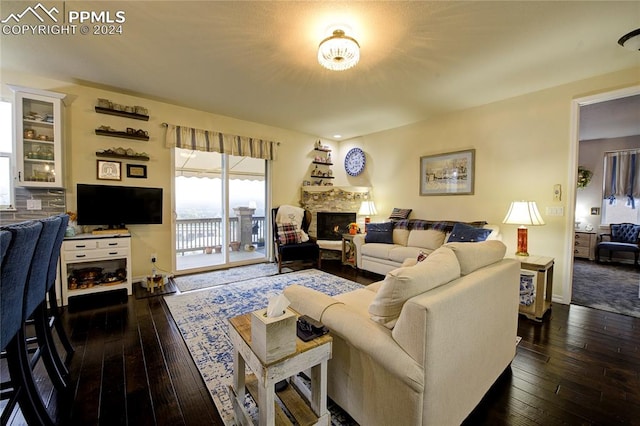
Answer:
[272, 206, 321, 273]
[27, 216, 70, 391]
[35, 213, 73, 387]
[0, 220, 54, 426]
[596, 223, 640, 267]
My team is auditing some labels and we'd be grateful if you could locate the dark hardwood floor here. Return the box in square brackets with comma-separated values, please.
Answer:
[3, 260, 640, 425]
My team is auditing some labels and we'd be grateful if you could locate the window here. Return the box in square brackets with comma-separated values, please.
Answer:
[602, 149, 640, 225]
[0, 101, 13, 210]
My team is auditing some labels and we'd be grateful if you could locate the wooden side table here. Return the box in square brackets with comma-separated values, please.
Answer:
[228, 312, 332, 426]
[515, 254, 554, 322]
[341, 233, 357, 268]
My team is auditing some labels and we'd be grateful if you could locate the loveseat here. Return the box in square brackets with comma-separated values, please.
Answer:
[354, 219, 501, 275]
[284, 240, 519, 426]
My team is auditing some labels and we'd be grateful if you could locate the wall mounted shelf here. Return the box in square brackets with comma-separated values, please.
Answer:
[96, 151, 150, 161]
[95, 129, 149, 141]
[95, 106, 149, 121]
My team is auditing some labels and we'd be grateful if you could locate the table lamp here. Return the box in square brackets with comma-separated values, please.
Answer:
[502, 201, 545, 256]
[358, 201, 377, 232]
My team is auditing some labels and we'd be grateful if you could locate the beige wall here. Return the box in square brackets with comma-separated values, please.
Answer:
[1, 70, 320, 279]
[3, 67, 639, 300]
[336, 67, 640, 302]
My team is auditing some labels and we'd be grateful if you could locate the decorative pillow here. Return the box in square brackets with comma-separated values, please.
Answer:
[444, 240, 507, 275]
[389, 208, 412, 220]
[369, 246, 461, 329]
[365, 222, 394, 244]
[407, 229, 446, 250]
[277, 223, 302, 245]
[447, 222, 492, 243]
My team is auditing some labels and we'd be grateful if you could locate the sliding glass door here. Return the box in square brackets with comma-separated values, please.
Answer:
[174, 148, 267, 273]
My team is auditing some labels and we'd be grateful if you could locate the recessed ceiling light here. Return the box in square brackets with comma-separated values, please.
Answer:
[333, 134, 342, 139]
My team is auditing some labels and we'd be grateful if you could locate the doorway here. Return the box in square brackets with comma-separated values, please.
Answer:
[568, 86, 640, 314]
[173, 148, 268, 273]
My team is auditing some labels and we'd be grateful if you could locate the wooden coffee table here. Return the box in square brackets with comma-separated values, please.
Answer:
[228, 312, 332, 426]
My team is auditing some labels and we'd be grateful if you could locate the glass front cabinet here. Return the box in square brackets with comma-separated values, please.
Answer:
[9, 85, 66, 188]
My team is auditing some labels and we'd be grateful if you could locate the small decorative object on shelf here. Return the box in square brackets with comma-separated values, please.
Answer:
[95, 98, 149, 121]
[96, 147, 150, 161]
[95, 126, 149, 141]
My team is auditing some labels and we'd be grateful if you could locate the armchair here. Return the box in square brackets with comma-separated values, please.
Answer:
[596, 223, 640, 267]
[272, 206, 321, 273]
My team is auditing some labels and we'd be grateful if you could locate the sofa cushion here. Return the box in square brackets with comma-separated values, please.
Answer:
[393, 228, 410, 246]
[335, 288, 377, 318]
[389, 246, 426, 263]
[447, 223, 492, 243]
[444, 240, 507, 275]
[407, 229, 447, 250]
[368, 246, 461, 329]
[361, 242, 402, 259]
[365, 222, 394, 244]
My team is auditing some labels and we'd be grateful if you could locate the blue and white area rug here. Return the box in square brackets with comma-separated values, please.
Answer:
[164, 269, 363, 425]
[173, 262, 289, 292]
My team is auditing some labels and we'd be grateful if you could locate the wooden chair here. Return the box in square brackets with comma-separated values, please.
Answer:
[596, 223, 640, 267]
[272, 206, 321, 273]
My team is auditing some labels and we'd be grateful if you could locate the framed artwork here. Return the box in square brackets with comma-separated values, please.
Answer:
[127, 164, 147, 179]
[97, 160, 121, 181]
[420, 149, 475, 196]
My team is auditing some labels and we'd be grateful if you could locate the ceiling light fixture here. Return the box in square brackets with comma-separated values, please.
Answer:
[618, 28, 640, 51]
[318, 29, 360, 71]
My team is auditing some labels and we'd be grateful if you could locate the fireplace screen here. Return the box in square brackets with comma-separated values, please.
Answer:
[316, 212, 356, 240]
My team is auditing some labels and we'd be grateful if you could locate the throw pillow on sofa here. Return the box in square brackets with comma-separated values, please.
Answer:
[365, 222, 394, 244]
[447, 222, 492, 242]
[369, 246, 461, 329]
[444, 240, 507, 275]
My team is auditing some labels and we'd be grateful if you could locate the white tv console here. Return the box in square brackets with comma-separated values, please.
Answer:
[60, 233, 132, 306]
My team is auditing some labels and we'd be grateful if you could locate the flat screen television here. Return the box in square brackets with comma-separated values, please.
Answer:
[76, 184, 163, 227]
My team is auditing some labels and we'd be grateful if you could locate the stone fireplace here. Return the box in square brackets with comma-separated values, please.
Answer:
[300, 186, 372, 238]
[316, 212, 356, 240]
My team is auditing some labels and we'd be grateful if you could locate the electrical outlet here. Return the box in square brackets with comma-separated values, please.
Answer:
[150, 253, 157, 263]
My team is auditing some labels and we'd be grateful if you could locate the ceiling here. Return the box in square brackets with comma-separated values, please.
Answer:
[2, 1, 639, 140]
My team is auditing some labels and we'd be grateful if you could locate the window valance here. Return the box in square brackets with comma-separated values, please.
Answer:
[604, 149, 640, 208]
[164, 123, 278, 160]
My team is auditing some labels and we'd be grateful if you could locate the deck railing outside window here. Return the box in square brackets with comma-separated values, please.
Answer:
[176, 216, 265, 255]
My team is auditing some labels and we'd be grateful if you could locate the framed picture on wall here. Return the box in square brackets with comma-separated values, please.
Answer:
[127, 164, 147, 179]
[97, 160, 121, 181]
[420, 149, 475, 196]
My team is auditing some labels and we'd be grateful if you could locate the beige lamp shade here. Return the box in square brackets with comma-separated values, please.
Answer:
[358, 201, 378, 217]
[502, 201, 545, 256]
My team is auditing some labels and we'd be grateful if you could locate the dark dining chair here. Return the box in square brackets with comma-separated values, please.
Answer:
[28, 215, 70, 391]
[0, 220, 55, 426]
[36, 213, 73, 384]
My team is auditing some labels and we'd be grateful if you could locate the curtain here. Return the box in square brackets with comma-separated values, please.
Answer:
[164, 124, 278, 160]
[604, 149, 640, 208]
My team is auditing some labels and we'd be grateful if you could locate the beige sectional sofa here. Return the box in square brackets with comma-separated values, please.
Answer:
[354, 219, 501, 275]
[284, 240, 519, 426]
